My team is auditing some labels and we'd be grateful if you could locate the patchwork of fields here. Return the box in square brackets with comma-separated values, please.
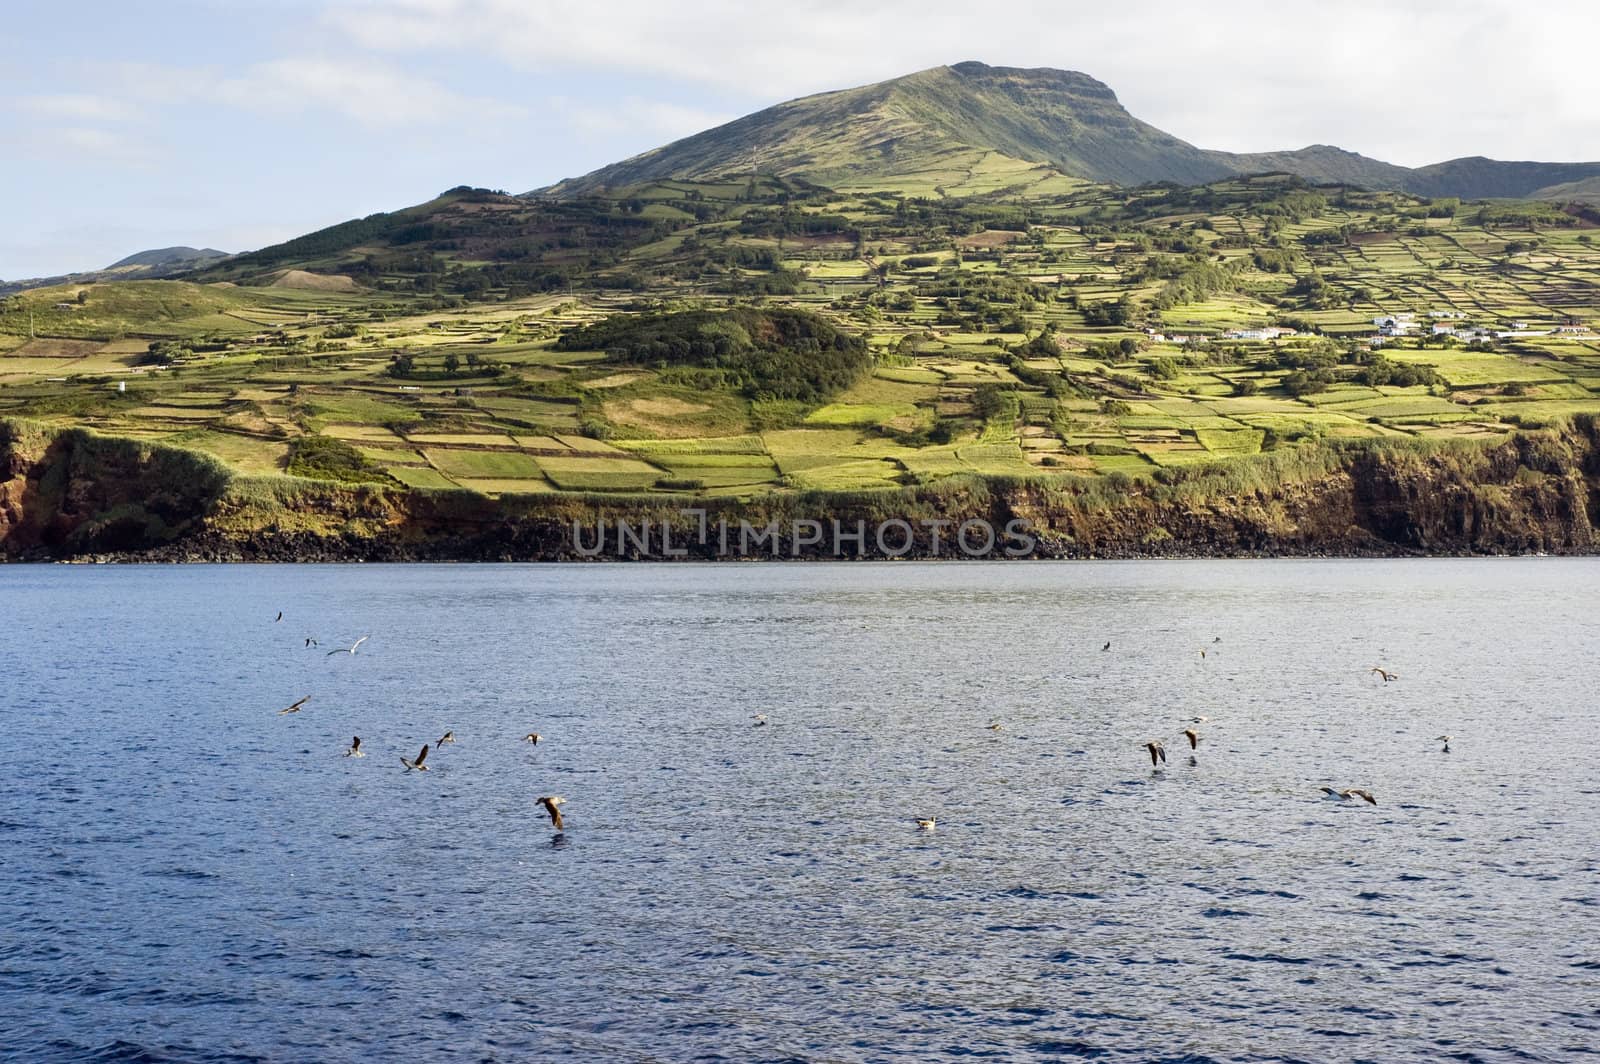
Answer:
[2, 177, 1597, 495]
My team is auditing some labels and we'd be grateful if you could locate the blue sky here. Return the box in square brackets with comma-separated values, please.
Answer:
[3, 0, 1596, 279]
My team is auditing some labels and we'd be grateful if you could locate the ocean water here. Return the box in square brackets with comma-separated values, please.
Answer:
[1, 560, 1596, 1062]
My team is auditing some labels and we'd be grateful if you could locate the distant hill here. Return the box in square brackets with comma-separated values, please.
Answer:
[1529, 175, 1600, 204]
[538, 61, 1600, 202]
[1, 245, 232, 296]
[105, 246, 229, 270]
[1404, 158, 1600, 200]
[1205, 144, 1414, 192]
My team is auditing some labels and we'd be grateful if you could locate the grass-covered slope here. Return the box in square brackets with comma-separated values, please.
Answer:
[541, 62, 1234, 195]
[6, 174, 1600, 509]
[538, 61, 1600, 201]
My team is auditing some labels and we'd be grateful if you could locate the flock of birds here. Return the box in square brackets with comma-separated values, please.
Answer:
[273, 612, 1447, 835]
[270, 612, 569, 832]
[907, 637, 1451, 829]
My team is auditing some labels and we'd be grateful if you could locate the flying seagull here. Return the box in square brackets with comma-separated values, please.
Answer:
[1213, 636, 1222, 643]
[537, 795, 567, 830]
[987, 721, 1005, 732]
[522, 732, 542, 744]
[344, 736, 364, 758]
[1371, 667, 1398, 682]
[1199, 649, 1207, 659]
[401, 744, 430, 772]
[275, 611, 282, 623]
[914, 817, 936, 831]
[1183, 728, 1199, 750]
[277, 696, 310, 715]
[752, 715, 768, 727]
[1434, 734, 1452, 753]
[1320, 787, 1377, 805]
[437, 731, 455, 746]
[1145, 740, 1166, 767]
[1187, 715, 1211, 724]
[327, 636, 371, 657]
[1102, 641, 1111, 652]
[304, 637, 319, 648]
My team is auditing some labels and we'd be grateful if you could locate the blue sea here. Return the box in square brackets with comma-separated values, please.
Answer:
[2, 560, 1596, 1061]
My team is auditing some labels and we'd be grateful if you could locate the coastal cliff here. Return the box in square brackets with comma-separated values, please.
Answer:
[3, 417, 1598, 561]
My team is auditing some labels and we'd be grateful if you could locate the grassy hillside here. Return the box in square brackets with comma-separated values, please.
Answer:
[4, 172, 1600, 503]
[538, 62, 1600, 202]
[541, 62, 1235, 195]
[1409, 158, 1600, 200]
[1207, 145, 1413, 191]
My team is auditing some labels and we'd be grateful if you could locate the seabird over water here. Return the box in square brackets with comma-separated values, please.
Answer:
[1434, 735, 1452, 753]
[1371, 667, 1398, 683]
[1146, 740, 1166, 767]
[752, 715, 768, 727]
[1183, 728, 1199, 750]
[344, 736, 364, 757]
[914, 817, 936, 831]
[328, 636, 371, 657]
[537, 795, 567, 830]
[437, 731, 455, 746]
[277, 696, 310, 715]
[1320, 786, 1377, 804]
[401, 744, 430, 771]
[275, 612, 282, 623]
[522, 732, 542, 744]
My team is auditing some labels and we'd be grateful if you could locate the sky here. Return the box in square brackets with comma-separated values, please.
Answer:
[3, 0, 1598, 279]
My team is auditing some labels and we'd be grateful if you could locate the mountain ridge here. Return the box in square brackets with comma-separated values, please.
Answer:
[537, 61, 1600, 202]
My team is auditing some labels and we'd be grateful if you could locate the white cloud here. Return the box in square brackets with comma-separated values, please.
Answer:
[0, 124, 156, 167]
[213, 57, 526, 127]
[101, 55, 524, 129]
[553, 96, 733, 142]
[18, 94, 141, 123]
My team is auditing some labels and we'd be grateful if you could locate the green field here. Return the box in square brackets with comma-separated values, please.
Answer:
[4, 173, 1599, 497]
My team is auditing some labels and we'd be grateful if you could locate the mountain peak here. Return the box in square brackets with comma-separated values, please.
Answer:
[946, 60, 1119, 100]
[537, 62, 1600, 202]
[541, 60, 1226, 196]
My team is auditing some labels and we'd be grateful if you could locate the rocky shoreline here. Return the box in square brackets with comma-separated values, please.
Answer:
[5, 417, 1598, 563]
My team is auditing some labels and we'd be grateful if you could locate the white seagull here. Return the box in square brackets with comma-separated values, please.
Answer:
[327, 636, 371, 657]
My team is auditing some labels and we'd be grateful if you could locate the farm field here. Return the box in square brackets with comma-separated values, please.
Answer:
[3, 175, 1597, 497]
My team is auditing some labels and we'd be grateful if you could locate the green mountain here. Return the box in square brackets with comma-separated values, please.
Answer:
[105, 246, 229, 270]
[1208, 144, 1413, 191]
[1529, 175, 1600, 204]
[0, 245, 233, 296]
[1405, 158, 1600, 200]
[541, 62, 1236, 195]
[539, 61, 1600, 202]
